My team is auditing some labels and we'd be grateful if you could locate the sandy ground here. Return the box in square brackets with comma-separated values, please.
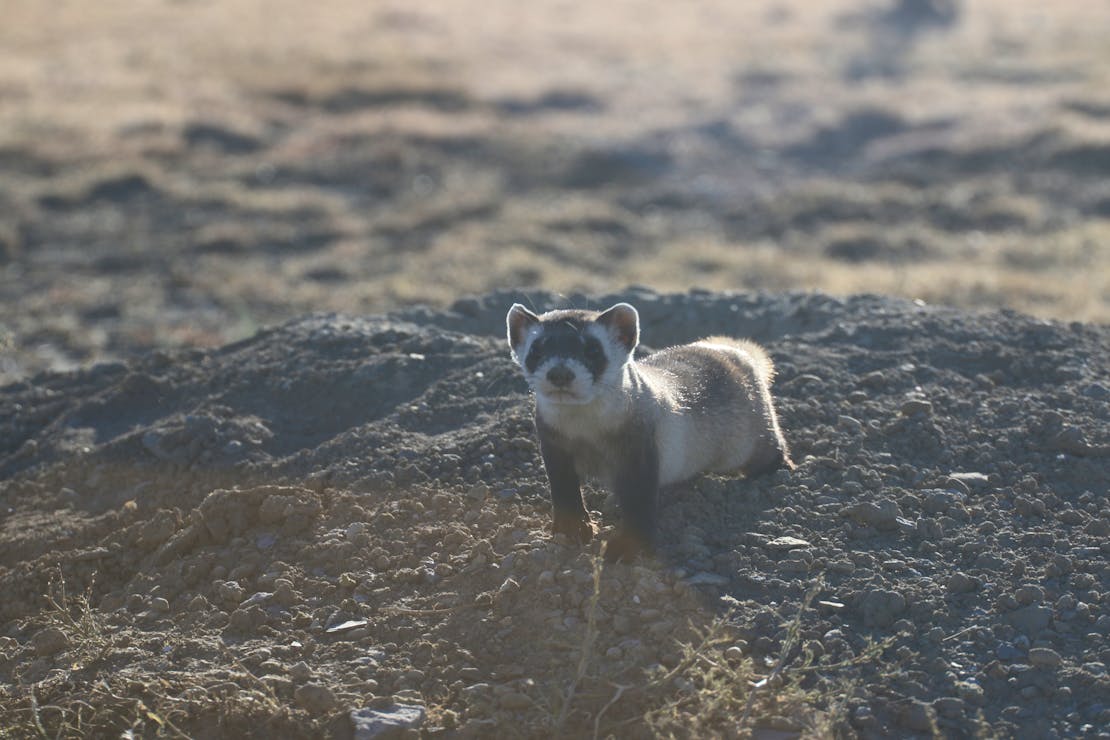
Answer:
[2, 0, 1110, 737]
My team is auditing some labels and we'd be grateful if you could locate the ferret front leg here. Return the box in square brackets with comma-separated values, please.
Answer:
[605, 441, 660, 562]
[539, 436, 595, 544]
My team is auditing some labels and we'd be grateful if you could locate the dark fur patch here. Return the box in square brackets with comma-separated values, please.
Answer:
[525, 315, 609, 381]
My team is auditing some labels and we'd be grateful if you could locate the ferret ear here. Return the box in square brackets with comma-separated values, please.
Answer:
[506, 304, 540, 355]
[596, 303, 639, 352]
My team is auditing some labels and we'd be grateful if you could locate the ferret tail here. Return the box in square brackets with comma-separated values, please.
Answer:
[700, 336, 775, 383]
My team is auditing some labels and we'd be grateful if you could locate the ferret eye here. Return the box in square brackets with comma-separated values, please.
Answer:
[583, 339, 604, 359]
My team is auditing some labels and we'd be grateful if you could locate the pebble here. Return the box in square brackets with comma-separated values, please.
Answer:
[239, 592, 273, 609]
[837, 415, 863, 433]
[860, 370, 886, 388]
[346, 522, 369, 541]
[842, 499, 901, 530]
[900, 399, 933, 417]
[996, 642, 1024, 661]
[274, 580, 300, 607]
[947, 572, 980, 594]
[764, 535, 811, 551]
[1008, 605, 1053, 636]
[948, 472, 990, 490]
[351, 703, 426, 738]
[897, 699, 936, 731]
[922, 490, 956, 514]
[326, 619, 369, 634]
[858, 589, 907, 628]
[1029, 647, 1063, 669]
[290, 661, 312, 682]
[294, 683, 337, 714]
[1083, 382, 1109, 399]
[933, 696, 966, 719]
[217, 580, 245, 605]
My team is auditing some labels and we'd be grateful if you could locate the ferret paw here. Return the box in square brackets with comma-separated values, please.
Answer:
[552, 516, 596, 544]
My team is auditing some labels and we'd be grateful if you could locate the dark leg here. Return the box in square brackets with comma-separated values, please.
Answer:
[605, 438, 660, 562]
[539, 436, 594, 544]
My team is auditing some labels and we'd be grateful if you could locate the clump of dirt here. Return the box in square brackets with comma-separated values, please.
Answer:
[1, 289, 1107, 737]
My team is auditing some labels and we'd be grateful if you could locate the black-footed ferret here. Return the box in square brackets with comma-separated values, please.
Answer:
[507, 301, 793, 561]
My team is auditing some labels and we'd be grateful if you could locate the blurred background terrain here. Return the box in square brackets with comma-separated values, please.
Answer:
[2, 0, 1109, 381]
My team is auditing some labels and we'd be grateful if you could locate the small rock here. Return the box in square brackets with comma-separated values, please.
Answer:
[765, 536, 811, 551]
[837, 415, 863, 433]
[1014, 585, 1044, 606]
[346, 522, 369, 542]
[860, 370, 886, 388]
[350, 705, 424, 736]
[227, 608, 256, 632]
[1083, 382, 1109, 399]
[922, 490, 956, 514]
[858, 589, 906, 627]
[948, 472, 990, 490]
[151, 597, 170, 612]
[956, 680, 985, 705]
[217, 580, 245, 605]
[290, 661, 312, 682]
[239, 591, 273, 609]
[274, 580, 300, 607]
[947, 572, 980, 595]
[856, 585, 901, 630]
[900, 399, 933, 417]
[1008, 605, 1053, 636]
[842, 499, 901, 530]
[466, 484, 490, 501]
[33, 627, 71, 657]
[996, 642, 1024, 661]
[295, 683, 337, 714]
[326, 619, 369, 634]
[933, 697, 966, 719]
[897, 699, 936, 732]
[943, 477, 971, 495]
[1028, 647, 1063, 669]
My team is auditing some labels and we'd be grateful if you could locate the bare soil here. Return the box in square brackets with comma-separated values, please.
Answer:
[1, 1, 1109, 738]
[2, 289, 1108, 737]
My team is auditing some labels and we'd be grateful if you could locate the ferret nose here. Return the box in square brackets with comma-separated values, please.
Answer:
[546, 365, 575, 387]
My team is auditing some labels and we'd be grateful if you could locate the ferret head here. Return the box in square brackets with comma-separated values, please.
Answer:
[507, 303, 639, 406]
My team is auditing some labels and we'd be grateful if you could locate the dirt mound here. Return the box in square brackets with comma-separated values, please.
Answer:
[1, 289, 1107, 737]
